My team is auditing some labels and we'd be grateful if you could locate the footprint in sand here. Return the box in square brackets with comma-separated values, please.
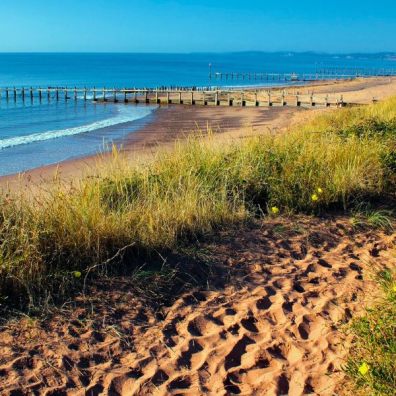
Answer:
[177, 339, 204, 369]
[167, 375, 192, 390]
[241, 316, 259, 333]
[225, 335, 256, 371]
[256, 296, 273, 310]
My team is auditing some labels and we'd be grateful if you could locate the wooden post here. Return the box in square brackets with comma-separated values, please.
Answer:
[124, 89, 127, 103]
[179, 91, 182, 104]
[281, 91, 285, 106]
[29, 87, 33, 101]
[93, 87, 96, 101]
[268, 91, 272, 106]
[296, 95, 300, 107]
[74, 87, 77, 101]
[38, 88, 42, 102]
[5, 88, 9, 101]
[241, 92, 245, 107]
[64, 88, 68, 101]
[310, 93, 314, 107]
[191, 91, 194, 105]
[155, 89, 159, 104]
[47, 88, 50, 101]
[202, 91, 206, 105]
[254, 91, 258, 106]
[134, 91, 137, 103]
[215, 91, 219, 106]
[113, 89, 117, 102]
[84, 87, 87, 101]
[13, 87, 17, 101]
[145, 90, 148, 104]
[56, 88, 59, 101]
[325, 94, 329, 107]
[167, 91, 170, 104]
[22, 87, 25, 101]
[103, 88, 106, 101]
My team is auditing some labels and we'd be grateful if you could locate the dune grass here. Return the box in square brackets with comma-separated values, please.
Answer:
[350, 206, 394, 231]
[0, 98, 395, 308]
[345, 268, 396, 395]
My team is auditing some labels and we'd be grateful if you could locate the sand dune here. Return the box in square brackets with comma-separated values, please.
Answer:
[1, 216, 394, 395]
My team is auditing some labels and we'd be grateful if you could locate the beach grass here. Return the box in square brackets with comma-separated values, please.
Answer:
[345, 267, 396, 395]
[0, 97, 395, 308]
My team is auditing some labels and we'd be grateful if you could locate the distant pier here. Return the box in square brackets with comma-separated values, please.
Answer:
[210, 68, 396, 82]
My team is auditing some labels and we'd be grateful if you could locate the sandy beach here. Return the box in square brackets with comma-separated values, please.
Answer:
[291, 76, 396, 103]
[2, 76, 396, 193]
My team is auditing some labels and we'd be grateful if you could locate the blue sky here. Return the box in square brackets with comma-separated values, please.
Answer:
[0, 0, 395, 53]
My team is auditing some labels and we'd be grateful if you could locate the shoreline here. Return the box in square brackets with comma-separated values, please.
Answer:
[0, 104, 304, 190]
[1, 76, 396, 190]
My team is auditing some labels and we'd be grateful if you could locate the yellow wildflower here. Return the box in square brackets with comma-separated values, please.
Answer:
[358, 362, 369, 376]
[271, 206, 280, 215]
[311, 194, 319, 202]
[317, 187, 323, 194]
[392, 284, 396, 293]
[73, 271, 82, 278]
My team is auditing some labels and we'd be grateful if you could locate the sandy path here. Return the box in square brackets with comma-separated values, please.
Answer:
[1, 216, 394, 395]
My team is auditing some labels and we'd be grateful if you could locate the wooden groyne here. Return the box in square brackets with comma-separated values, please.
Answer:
[0, 87, 347, 108]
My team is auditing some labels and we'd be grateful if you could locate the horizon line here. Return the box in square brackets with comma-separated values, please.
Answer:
[0, 50, 395, 56]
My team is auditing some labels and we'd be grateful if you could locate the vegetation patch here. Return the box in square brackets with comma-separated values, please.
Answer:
[345, 268, 396, 396]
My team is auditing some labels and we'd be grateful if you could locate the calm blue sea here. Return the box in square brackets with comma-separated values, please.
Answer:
[0, 52, 395, 176]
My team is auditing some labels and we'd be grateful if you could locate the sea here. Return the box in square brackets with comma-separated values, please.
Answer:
[0, 52, 395, 176]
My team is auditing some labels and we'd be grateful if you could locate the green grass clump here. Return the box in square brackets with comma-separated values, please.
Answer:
[350, 206, 394, 231]
[0, 97, 395, 307]
[345, 269, 396, 395]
